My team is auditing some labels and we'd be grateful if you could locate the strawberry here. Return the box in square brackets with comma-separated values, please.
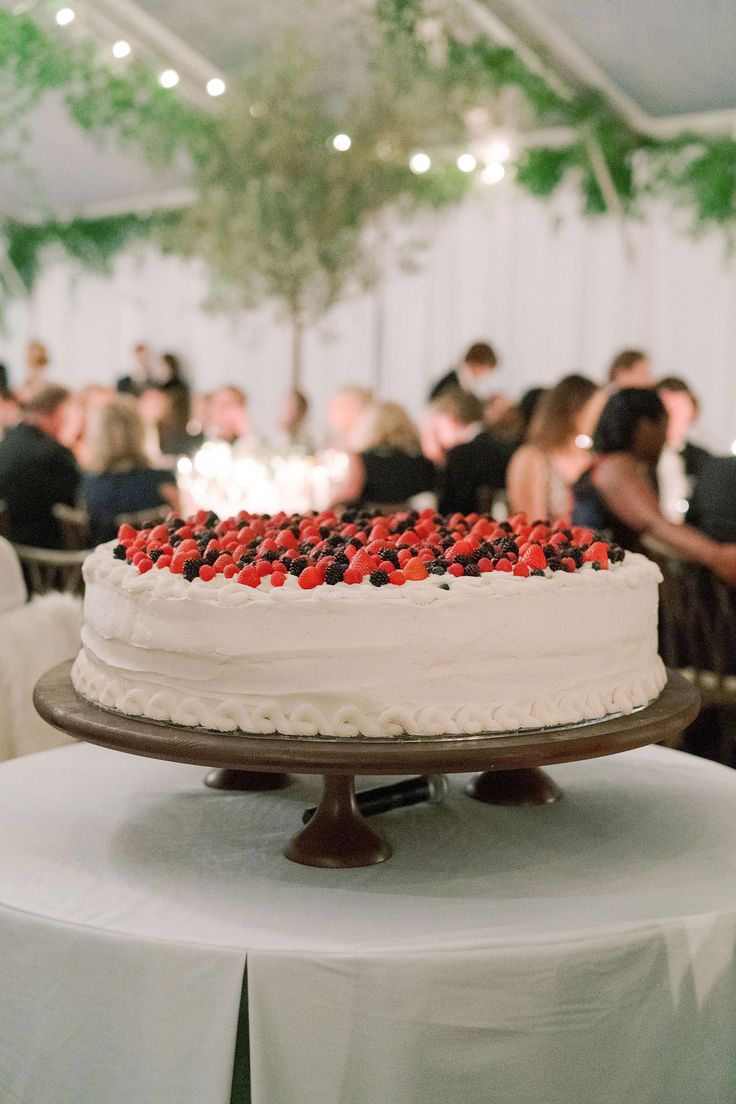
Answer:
[155, 555, 172, 570]
[213, 554, 232, 574]
[403, 557, 428, 581]
[521, 545, 547, 570]
[149, 524, 169, 543]
[561, 557, 577, 573]
[275, 529, 297, 549]
[584, 541, 609, 568]
[117, 523, 137, 542]
[298, 566, 321, 590]
[237, 567, 260, 587]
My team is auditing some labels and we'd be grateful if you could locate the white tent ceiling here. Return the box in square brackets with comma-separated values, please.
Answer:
[2, 0, 735, 218]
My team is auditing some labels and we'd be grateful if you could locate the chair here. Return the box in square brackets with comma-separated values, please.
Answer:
[11, 544, 89, 597]
[52, 503, 91, 551]
[114, 505, 172, 530]
[0, 499, 8, 538]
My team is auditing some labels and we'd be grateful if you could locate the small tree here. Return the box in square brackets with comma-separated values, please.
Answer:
[172, 36, 468, 388]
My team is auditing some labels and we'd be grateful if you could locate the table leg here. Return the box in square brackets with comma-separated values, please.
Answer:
[284, 774, 392, 868]
[466, 768, 562, 806]
[204, 769, 290, 791]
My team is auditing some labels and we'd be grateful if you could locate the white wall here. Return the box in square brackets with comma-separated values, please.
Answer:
[2, 185, 736, 450]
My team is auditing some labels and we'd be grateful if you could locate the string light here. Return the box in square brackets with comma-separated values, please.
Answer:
[575, 434, 593, 449]
[457, 153, 477, 173]
[332, 134, 351, 151]
[206, 78, 226, 97]
[159, 69, 179, 89]
[485, 137, 512, 163]
[481, 161, 506, 185]
[112, 40, 131, 59]
[55, 7, 75, 25]
[410, 152, 431, 174]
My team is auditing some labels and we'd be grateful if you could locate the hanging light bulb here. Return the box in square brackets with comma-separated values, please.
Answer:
[575, 434, 593, 450]
[485, 137, 512, 164]
[410, 152, 431, 174]
[206, 78, 226, 97]
[159, 69, 179, 89]
[332, 134, 351, 151]
[457, 153, 477, 173]
[55, 7, 75, 25]
[112, 40, 131, 58]
[481, 162, 506, 185]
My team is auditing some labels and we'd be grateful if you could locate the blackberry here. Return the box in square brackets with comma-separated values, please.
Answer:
[203, 512, 219, 529]
[340, 509, 358, 523]
[319, 527, 333, 540]
[547, 558, 563, 572]
[324, 563, 347, 585]
[327, 535, 343, 548]
[183, 558, 204, 582]
[348, 537, 363, 549]
[452, 553, 470, 567]
[204, 549, 221, 565]
[112, 543, 127, 561]
[288, 556, 309, 577]
[333, 551, 350, 566]
[499, 522, 512, 533]
[369, 569, 389, 586]
[169, 518, 185, 530]
[568, 547, 585, 567]
[531, 568, 545, 577]
[298, 541, 315, 554]
[439, 582, 450, 590]
[149, 548, 165, 563]
[499, 538, 518, 554]
[238, 555, 254, 568]
[609, 546, 625, 563]
[464, 563, 480, 577]
[428, 561, 447, 575]
[378, 548, 400, 568]
[591, 561, 602, 571]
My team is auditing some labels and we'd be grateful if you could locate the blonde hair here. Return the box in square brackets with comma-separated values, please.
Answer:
[88, 396, 150, 473]
[353, 401, 422, 455]
[27, 341, 49, 370]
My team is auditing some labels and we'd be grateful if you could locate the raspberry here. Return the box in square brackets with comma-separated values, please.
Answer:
[495, 558, 512, 573]
[448, 563, 464, 577]
[198, 564, 216, 582]
[561, 557, 577, 573]
[343, 568, 362, 585]
[477, 557, 493, 573]
[378, 559, 396, 575]
[155, 555, 172, 570]
[137, 556, 153, 574]
[513, 562, 530, 577]
[270, 571, 285, 587]
[256, 560, 273, 577]
[298, 566, 321, 590]
[389, 570, 406, 585]
[223, 563, 238, 579]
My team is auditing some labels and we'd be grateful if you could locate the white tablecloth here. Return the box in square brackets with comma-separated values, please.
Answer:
[1, 743, 736, 1104]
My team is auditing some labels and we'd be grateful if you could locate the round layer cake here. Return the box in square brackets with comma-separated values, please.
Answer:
[72, 509, 667, 738]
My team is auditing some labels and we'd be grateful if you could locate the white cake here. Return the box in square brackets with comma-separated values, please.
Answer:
[72, 510, 666, 738]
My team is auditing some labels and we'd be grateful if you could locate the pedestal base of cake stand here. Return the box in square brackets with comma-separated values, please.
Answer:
[34, 664, 700, 870]
[204, 768, 290, 791]
[466, 767, 562, 805]
[284, 774, 391, 868]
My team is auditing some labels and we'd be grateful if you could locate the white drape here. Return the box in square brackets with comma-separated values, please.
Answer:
[2, 187, 735, 450]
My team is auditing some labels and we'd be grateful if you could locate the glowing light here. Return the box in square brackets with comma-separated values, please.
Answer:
[486, 137, 512, 163]
[55, 7, 75, 25]
[206, 77, 226, 97]
[457, 153, 477, 173]
[112, 39, 131, 58]
[332, 133, 351, 152]
[410, 152, 431, 174]
[481, 161, 506, 185]
[575, 434, 593, 450]
[159, 69, 179, 89]
[249, 102, 267, 118]
[675, 499, 690, 515]
[731, 439, 736, 456]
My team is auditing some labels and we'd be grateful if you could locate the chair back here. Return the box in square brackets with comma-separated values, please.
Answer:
[52, 503, 90, 550]
[11, 544, 89, 597]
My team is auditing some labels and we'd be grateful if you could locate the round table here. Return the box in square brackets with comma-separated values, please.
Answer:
[1, 742, 736, 1104]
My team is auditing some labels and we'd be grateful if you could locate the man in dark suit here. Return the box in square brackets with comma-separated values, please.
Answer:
[431, 389, 515, 515]
[656, 377, 711, 521]
[428, 341, 499, 402]
[117, 342, 155, 397]
[687, 456, 736, 542]
[0, 384, 79, 548]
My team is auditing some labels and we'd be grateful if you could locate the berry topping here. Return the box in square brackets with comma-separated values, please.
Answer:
[369, 569, 390, 587]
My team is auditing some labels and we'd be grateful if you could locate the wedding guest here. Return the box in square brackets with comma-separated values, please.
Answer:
[687, 457, 736, 543]
[572, 388, 736, 584]
[333, 401, 436, 510]
[16, 340, 50, 402]
[0, 388, 19, 439]
[155, 354, 200, 456]
[208, 386, 251, 446]
[326, 385, 373, 451]
[607, 348, 653, 390]
[431, 389, 514, 515]
[117, 342, 155, 397]
[507, 375, 604, 521]
[0, 384, 79, 548]
[428, 342, 498, 403]
[657, 377, 711, 522]
[517, 387, 547, 439]
[81, 397, 179, 544]
[278, 389, 315, 452]
[138, 386, 170, 462]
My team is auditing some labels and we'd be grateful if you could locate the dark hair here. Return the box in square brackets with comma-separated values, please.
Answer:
[593, 388, 667, 454]
[464, 342, 497, 368]
[657, 375, 699, 411]
[290, 389, 309, 419]
[608, 348, 647, 383]
[529, 375, 598, 451]
[0, 363, 8, 397]
[431, 387, 484, 426]
[161, 353, 184, 382]
[21, 383, 70, 417]
[518, 387, 546, 434]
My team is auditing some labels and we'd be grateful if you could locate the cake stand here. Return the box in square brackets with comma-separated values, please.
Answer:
[34, 663, 699, 869]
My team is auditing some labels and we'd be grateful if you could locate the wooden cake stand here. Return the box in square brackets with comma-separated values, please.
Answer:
[34, 663, 699, 869]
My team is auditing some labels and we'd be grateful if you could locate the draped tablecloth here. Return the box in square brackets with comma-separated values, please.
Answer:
[1, 742, 736, 1104]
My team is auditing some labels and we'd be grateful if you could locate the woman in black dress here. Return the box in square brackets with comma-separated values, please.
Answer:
[333, 401, 436, 511]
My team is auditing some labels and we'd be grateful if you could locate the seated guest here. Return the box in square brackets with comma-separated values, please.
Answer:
[278, 389, 314, 452]
[687, 456, 736, 543]
[572, 388, 736, 584]
[657, 376, 711, 522]
[507, 375, 603, 521]
[333, 401, 436, 510]
[82, 397, 179, 544]
[0, 384, 79, 548]
[17, 340, 50, 402]
[208, 386, 251, 446]
[429, 341, 499, 403]
[117, 342, 155, 398]
[607, 348, 653, 390]
[432, 389, 515, 515]
[326, 385, 373, 451]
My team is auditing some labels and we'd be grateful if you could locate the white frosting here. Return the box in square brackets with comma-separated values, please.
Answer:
[72, 543, 667, 738]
